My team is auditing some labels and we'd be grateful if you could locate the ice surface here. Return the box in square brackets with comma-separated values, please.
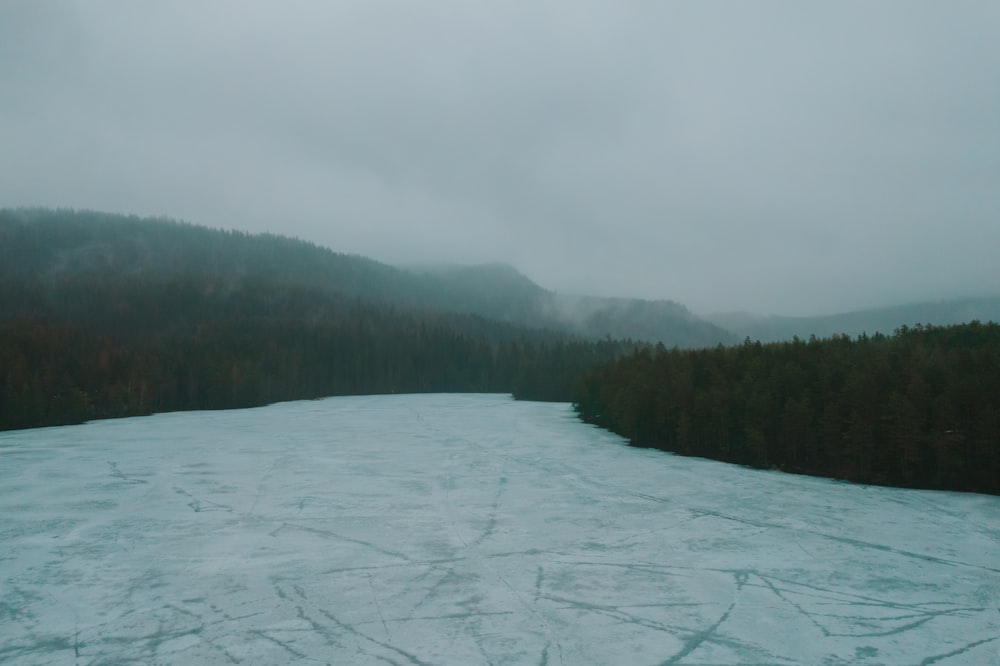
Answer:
[1, 394, 999, 665]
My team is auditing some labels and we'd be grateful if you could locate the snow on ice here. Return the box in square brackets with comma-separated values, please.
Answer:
[1, 394, 998, 664]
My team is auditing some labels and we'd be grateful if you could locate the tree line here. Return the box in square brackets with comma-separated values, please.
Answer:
[0, 275, 625, 431]
[573, 324, 1000, 495]
[1, 208, 734, 349]
[4, 209, 998, 496]
[1, 208, 631, 431]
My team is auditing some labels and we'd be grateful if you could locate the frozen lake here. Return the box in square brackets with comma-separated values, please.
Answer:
[2, 394, 998, 665]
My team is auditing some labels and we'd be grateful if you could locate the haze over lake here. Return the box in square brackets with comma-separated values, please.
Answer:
[2, 394, 998, 664]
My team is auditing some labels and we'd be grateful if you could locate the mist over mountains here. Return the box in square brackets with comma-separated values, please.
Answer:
[4, 208, 998, 347]
[1, 208, 733, 349]
[4, 208, 999, 495]
[707, 297, 1000, 344]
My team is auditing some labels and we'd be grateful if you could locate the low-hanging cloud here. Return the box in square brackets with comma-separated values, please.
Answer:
[2, 0, 998, 315]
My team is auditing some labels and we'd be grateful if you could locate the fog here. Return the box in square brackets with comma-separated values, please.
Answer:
[2, 1, 998, 315]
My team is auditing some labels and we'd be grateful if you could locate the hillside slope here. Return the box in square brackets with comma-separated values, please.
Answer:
[1, 208, 732, 348]
[0, 208, 633, 429]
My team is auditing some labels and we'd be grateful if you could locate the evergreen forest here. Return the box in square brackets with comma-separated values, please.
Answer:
[0, 210, 627, 430]
[2, 208, 998, 496]
[573, 325, 1000, 495]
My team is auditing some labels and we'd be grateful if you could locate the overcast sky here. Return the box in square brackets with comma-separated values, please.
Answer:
[2, 1, 998, 315]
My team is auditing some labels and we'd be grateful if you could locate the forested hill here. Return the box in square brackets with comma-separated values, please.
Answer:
[0, 208, 634, 430]
[0, 208, 454, 313]
[573, 323, 1000, 495]
[407, 263, 734, 349]
[5, 209, 997, 498]
[0, 208, 732, 348]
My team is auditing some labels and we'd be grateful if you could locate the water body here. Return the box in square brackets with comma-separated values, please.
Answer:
[2, 394, 998, 665]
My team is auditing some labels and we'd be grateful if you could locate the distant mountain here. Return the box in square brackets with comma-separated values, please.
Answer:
[404, 263, 734, 348]
[707, 297, 1000, 343]
[401, 262, 550, 325]
[1, 207, 414, 302]
[1, 208, 732, 348]
[2, 208, 632, 429]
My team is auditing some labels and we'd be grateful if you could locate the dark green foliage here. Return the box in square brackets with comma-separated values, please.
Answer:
[0, 207, 733, 348]
[0, 277, 627, 429]
[0, 209, 629, 430]
[13, 208, 994, 498]
[573, 325, 1000, 495]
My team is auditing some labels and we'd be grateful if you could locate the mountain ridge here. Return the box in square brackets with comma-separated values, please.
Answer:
[10, 207, 994, 347]
[706, 296, 1000, 343]
[1, 207, 733, 348]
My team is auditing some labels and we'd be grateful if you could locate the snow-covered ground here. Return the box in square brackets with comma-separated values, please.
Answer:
[1, 394, 998, 665]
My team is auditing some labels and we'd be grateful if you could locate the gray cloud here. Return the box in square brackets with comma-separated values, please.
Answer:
[2, 0, 998, 315]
